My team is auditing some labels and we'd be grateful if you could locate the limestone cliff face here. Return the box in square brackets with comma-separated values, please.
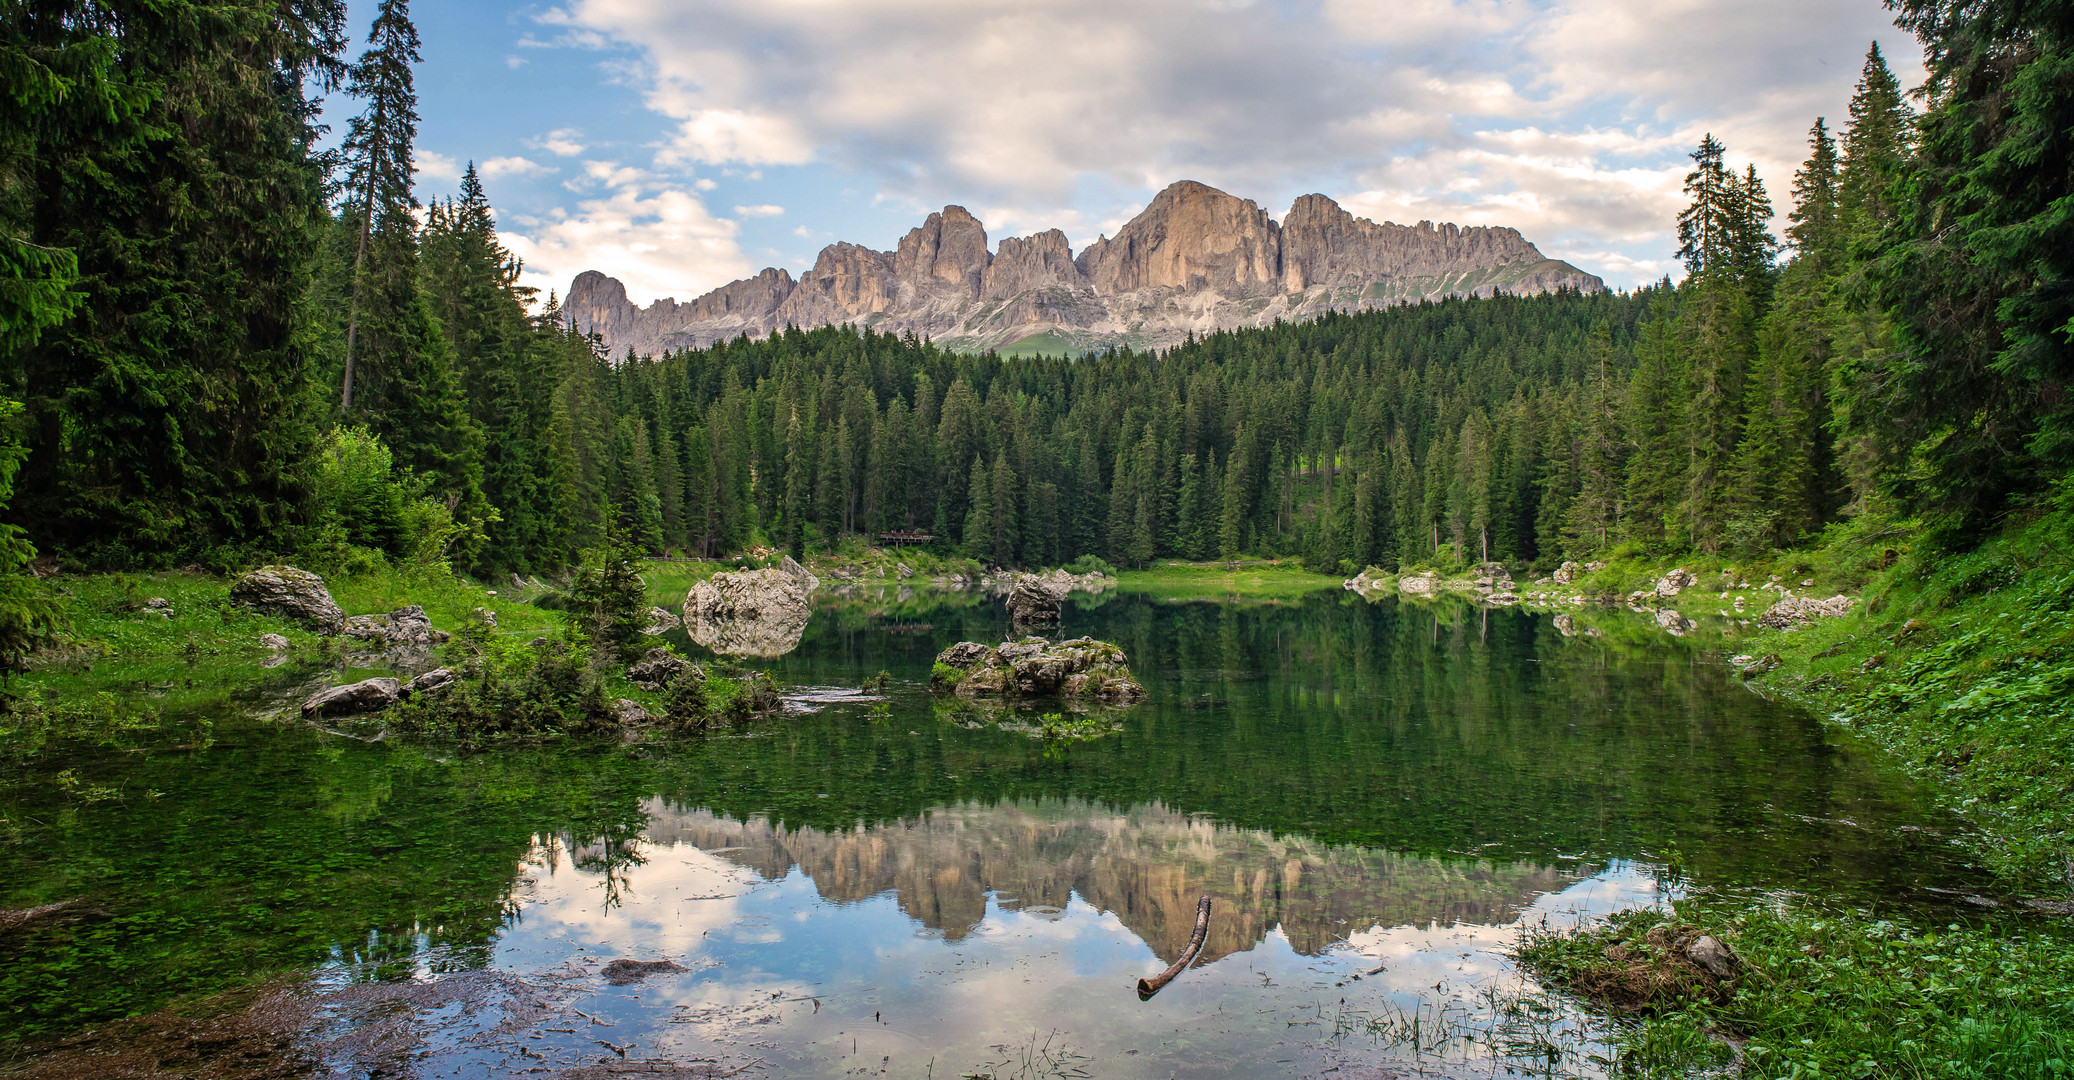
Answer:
[1075, 180, 1284, 297]
[567, 180, 1605, 358]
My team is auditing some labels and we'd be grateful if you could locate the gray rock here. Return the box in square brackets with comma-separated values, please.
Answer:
[302, 677, 401, 719]
[1552, 561, 1581, 585]
[342, 605, 450, 648]
[933, 636, 1146, 704]
[402, 668, 457, 698]
[259, 633, 291, 651]
[231, 566, 345, 634]
[682, 564, 817, 658]
[641, 606, 681, 635]
[1005, 577, 1066, 626]
[527, 636, 550, 649]
[1398, 572, 1439, 595]
[1654, 567, 1696, 597]
[1759, 593, 1856, 629]
[470, 606, 498, 628]
[936, 641, 991, 669]
[611, 699, 653, 726]
[1686, 935, 1738, 979]
[627, 647, 690, 690]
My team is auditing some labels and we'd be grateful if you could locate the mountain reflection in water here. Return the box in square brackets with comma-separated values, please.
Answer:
[636, 796, 1575, 964]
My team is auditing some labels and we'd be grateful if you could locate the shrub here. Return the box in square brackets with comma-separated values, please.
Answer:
[1064, 554, 1116, 576]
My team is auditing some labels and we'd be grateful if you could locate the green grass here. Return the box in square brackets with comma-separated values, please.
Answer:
[993, 330, 1092, 359]
[1516, 898, 2074, 1079]
[36, 566, 560, 664]
[1117, 560, 1342, 600]
[1741, 506, 2074, 886]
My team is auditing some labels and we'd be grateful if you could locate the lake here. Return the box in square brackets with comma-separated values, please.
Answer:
[0, 583, 1986, 1078]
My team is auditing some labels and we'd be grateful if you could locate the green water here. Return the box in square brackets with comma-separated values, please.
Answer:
[0, 587, 1982, 1076]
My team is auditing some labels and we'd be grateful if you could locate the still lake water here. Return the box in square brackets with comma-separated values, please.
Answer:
[1, 585, 1985, 1077]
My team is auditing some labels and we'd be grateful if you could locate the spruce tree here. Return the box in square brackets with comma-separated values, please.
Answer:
[990, 454, 1019, 566]
[1623, 290, 1691, 548]
[1566, 322, 1624, 553]
[8, 0, 348, 563]
[1677, 135, 1735, 278]
[962, 455, 993, 562]
[338, 0, 419, 414]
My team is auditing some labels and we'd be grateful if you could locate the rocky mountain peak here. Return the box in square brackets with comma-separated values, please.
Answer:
[564, 180, 1605, 357]
[1076, 180, 1284, 297]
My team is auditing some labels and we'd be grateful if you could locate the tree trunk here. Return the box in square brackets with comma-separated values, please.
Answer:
[1137, 895, 1212, 998]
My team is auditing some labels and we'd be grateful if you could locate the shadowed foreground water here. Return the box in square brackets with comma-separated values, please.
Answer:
[0, 587, 1985, 1077]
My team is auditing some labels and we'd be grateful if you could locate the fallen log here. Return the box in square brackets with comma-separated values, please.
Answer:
[1136, 895, 1212, 998]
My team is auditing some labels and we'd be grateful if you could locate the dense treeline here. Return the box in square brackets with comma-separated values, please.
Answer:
[3, 0, 2071, 587]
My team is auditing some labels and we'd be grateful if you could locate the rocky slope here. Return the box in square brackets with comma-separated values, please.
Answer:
[565, 181, 1604, 357]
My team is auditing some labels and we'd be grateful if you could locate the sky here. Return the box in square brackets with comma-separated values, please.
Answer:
[327, 0, 1927, 308]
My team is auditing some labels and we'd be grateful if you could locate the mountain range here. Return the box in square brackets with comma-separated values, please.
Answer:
[563, 179, 1605, 358]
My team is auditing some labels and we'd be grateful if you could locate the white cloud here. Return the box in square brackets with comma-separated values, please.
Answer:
[417, 150, 462, 182]
[530, 0, 1923, 287]
[479, 155, 556, 180]
[528, 128, 588, 157]
[732, 204, 784, 218]
[504, 184, 753, 307]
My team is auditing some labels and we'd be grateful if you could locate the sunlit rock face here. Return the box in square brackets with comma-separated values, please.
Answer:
[636, 797, 1572, 965]
[564, 181, 1605, 357]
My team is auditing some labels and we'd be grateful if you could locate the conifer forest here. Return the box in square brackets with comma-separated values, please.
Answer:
[6, 1, 2074, 1078]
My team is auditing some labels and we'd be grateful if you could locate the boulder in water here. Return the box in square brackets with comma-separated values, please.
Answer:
[1398, 571, 1439, 595]
[302, 677, 401, 719]
[402, 668, 457, 698]
[231, 566, 345, 634]
[933, 636, 1146, 704]
[1005, 577, 1066, 626]
[682, 560, 818, 658]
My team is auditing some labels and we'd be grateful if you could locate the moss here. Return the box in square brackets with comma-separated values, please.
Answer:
[930, 661, 965, 689]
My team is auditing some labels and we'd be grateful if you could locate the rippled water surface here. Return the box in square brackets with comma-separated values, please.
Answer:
[1, 586, 1986, 1077]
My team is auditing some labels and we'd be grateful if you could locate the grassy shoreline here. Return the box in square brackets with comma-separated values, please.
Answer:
[1439, 509, 2074, 1076]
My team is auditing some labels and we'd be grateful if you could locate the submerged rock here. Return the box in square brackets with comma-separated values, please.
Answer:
[601, 958, 685, 984]
[302, 677, 401, 719]
[343, 605, 450, 648]
[932, 636, 1146, 704]
[231, 565, 345, 634]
